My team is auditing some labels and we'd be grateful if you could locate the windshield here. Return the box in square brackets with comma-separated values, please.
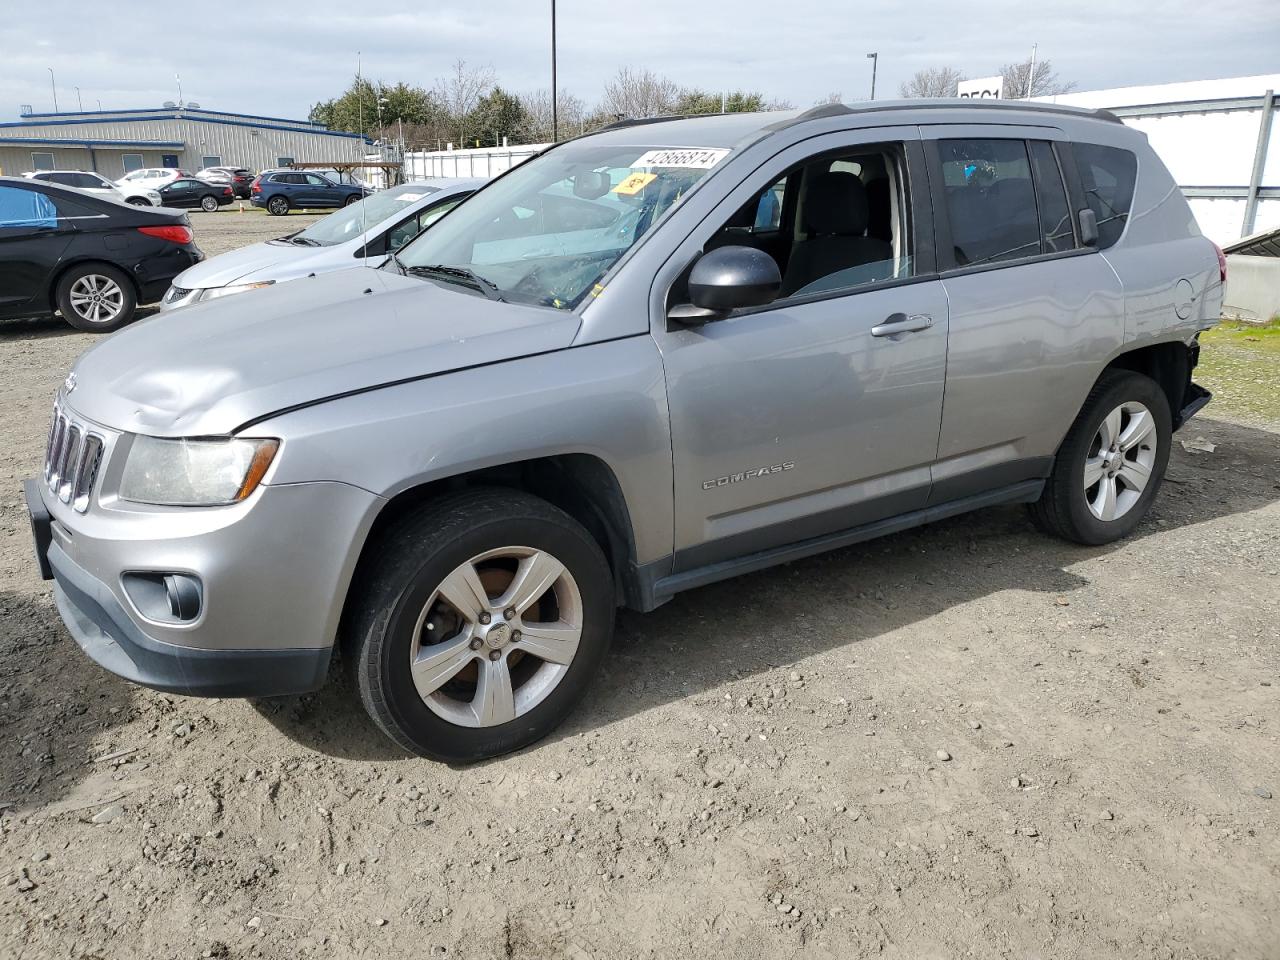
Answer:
[395, 142, 729, 309]
[287, 184, 442, 247]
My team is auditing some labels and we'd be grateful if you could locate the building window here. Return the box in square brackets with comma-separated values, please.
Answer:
[201, 155, 221, 168]
[31, 152, 55, 170]
[122, 154, 144, 173]
[277, 156, 295, 167]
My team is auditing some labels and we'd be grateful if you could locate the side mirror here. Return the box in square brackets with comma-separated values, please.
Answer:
[573, 170, 611, 199]
[670, 245, 782, 324]
[1078, 208, 1099, 247]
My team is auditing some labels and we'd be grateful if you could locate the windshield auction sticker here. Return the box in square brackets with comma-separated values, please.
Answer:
[613, 172, 658, 195]
[631, 148, 730, 169]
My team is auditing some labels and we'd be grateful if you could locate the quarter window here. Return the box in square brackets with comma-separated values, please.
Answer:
[938, 138, 1040, 267]
[1029, 141, 1076, 253]
[1072, 142, 1137, 249]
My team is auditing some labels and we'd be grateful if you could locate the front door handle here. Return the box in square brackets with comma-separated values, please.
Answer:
[871, 312, 934, 337]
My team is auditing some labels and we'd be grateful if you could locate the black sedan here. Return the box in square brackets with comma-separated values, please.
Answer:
[0, 176, 203, 332]
[156, 178, 236, 212]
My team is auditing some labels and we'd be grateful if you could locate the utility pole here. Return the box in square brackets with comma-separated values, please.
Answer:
[866, 52, 878, 100]
[1027, 43, 1038, 99]
[550, 0, 558, 141]
[47, 68, 58, 112]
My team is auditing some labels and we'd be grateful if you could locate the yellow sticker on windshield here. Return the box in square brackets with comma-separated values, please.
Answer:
[613, 172, 657, 196]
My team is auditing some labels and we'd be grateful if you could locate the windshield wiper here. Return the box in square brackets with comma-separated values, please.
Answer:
[289, 236, 322, 247]
[405, 264, 504, 301]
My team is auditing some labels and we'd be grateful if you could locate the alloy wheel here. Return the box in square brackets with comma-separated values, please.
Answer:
[68, 274, 125, 325]
[408, 546, 583, 728]
[1084, 400, 1157, 521]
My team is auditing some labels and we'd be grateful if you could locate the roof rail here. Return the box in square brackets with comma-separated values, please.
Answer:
[597, 114, 690, 132]
[766, 98, 1123, 131]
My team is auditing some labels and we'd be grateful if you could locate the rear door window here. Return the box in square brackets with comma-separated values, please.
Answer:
[937, 138, 1040, 267]
[1029, 142, 1076, 254]
[1072, 143, 1137, 249]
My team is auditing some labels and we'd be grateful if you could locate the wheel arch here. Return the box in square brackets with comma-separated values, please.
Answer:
[341, 453, 644, 631]
[1101, 338, 1194, 426]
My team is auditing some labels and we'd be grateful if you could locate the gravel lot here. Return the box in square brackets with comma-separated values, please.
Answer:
[1, 212, 1278, 959]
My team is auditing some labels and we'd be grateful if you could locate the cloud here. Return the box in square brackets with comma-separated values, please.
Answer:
[3, 0, 1277, 120]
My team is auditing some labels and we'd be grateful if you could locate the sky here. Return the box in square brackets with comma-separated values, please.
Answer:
[3, 0, 1278, 122]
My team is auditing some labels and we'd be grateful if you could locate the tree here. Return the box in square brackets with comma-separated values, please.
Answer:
[517, 88, 586, 142]
[434, 59, 496, 146]
[673, 89, 768, 115]
[899, 66, 966, 98]
[814, 91, 844, 106]
[1000, 58, 1075, 99]
[309, 78, 444, 139]
[468, 87, 527, 147]
[599, 67, 679, 120]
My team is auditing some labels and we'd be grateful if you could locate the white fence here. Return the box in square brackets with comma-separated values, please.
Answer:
[404, 144, 548, 181]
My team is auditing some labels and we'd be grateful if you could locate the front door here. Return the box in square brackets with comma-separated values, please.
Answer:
[654, 128, 950, 571]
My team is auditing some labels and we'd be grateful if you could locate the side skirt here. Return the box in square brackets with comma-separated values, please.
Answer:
[634, 479, 1045, 610]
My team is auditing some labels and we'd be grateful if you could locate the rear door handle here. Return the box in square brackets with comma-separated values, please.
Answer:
[871, 312, 934, 337]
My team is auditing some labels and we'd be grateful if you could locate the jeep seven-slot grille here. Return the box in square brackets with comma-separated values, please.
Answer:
[44, 405, 104, 513]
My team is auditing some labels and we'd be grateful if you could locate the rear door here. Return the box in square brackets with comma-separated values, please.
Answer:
[0, 184, 78, 315]
[922, 125, 1126, 502]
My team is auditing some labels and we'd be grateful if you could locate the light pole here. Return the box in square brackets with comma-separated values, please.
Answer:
[866, 52, 878, 100]
[1026, 43, 1038, 99]
[550, 0, 558, 141]
[47, 68, 58, 112]
[75, 86, 83, 111]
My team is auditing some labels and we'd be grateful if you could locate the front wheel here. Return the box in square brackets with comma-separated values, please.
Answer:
[346, 489, 615, 762]
[267, 195, 289, 216]
[200, 195, 219, 212]
[126, 197, 150, 206]
[1029, 369, 1172, 545]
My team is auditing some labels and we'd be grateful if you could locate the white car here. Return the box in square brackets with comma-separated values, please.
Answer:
[23, 170, 122, 200]
[116, 167, 187, 190]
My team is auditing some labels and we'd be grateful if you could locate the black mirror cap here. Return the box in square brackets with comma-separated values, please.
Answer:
[573, 170, 611, 199]
[1078, 208, 1099, 247]
[688, 245, 782, 312]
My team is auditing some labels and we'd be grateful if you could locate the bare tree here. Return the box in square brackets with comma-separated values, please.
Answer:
[1000, 59, 1075, 99]
[517, 88, 586, 142]
[814, 91, 844, 106]
[599, 67, 679, 119]
[899, 66, 966, 98]
[434, 59, 496, 145]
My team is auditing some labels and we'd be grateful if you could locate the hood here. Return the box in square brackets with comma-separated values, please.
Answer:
[172, 240, 307, 288]
[66, 267, 581, 437]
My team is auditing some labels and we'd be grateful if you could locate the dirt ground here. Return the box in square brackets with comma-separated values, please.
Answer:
[1, 213, 1277, 959]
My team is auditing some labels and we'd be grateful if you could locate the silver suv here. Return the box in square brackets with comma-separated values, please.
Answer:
[25, 101, 1223, 761]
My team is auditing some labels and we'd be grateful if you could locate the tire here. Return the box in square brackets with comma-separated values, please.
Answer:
[267, 195, 289, 216]
[1029, 369, 1172, 545]
[343, 194, 361, 207]
[346, 489, 615, 762]
[200, 195, 219, 212]
[55, 263, 137, 333]
[126, 197, 150, 206]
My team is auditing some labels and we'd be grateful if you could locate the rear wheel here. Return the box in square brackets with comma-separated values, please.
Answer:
[343, 194, 361, 207]
[55, 263, 136, 333]
[1030, 369, 1171, 545]
[200, 195, 219, 212]
[267, 195, 289, 216]
[346, 489, 615, 762]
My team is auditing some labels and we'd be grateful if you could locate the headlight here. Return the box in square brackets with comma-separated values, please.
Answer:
[119, 436, 279, 506]
[198, 281, 275, 302]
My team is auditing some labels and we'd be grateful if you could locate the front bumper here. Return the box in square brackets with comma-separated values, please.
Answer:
[25, 468, 382, 698]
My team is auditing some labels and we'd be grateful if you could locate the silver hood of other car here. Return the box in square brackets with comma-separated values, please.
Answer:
[64, 267, 580, 437]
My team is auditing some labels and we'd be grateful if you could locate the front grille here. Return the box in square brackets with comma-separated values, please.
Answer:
[43, 403, 105, 513]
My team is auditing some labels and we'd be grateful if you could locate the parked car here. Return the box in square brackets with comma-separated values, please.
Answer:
[250, 170, 369, 215]
[23, 170, 123, 201]
[116, 183, 166, 207]
[116, 168, 190, 189]
[155, 178, 235, 212]
[0, 175, 201, 331]
[161, 179, 480, 310]
[197, 166, 255, 198]
[26, 101, 1223, 762]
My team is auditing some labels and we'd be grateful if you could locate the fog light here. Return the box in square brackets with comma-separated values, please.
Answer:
[122, 572, 203, 624]
[164, 574, 202, 621]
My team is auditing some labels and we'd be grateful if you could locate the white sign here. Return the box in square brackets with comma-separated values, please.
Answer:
[958, 76, 1004, 99]
[630, 148, 730, 169]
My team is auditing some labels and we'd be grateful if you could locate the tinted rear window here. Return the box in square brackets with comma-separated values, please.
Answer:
[1072, 143, 1137, 249]
[938, 138, 1041, 267]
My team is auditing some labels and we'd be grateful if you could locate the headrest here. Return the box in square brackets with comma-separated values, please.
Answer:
[803, 171, 869, 236]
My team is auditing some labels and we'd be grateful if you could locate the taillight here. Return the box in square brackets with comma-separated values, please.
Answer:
[1212, 242, 1227, 285]
[138, 225, 194, 244]
[223, 187, 233, 196]
[251, 181, 261, 193]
